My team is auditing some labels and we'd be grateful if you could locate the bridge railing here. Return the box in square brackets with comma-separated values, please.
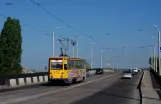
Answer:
[0, 68, 118, 88]
[0, 72, 48, 87]
[149, 69, 161, 87]
[0, 69, 98, 88]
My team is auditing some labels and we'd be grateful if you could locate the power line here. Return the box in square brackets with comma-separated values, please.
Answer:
[0, 13, 153, 51]
[0, 13, 63, 38]
[22, 23, 49, 34]
[0, 13, 48, 33]
[28, 0, 105, 47]
[0, 13, 7, 18]
[0, 12, 101, 46]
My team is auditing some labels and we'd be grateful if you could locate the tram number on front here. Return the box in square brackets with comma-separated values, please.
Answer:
[54, 71, 59, 74]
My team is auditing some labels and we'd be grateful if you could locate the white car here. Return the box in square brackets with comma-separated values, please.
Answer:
[133, 69, 138, 73]
[122, 71, 133, 79]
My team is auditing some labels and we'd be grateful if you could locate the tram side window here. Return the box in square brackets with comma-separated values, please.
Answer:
[81, 60, 84, 69]
[78, 60, 81, 69]
[75, 60, 78, 69]
[67, 60, 85, 69]
[75, 60, 82, 69]
[80, 60, 83, 69]
[67, 60, 74, 69]
[67, 60, 71, 69]
[76, 60, 80, 69]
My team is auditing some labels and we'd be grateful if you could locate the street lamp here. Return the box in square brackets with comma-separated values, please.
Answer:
[104, 34, 110, 69]
[153, 25, 160, 74]
[52, 27, 60, 57]
[90, 43, 95, 69]
[112, 59, 114, 71]
[107, 48, 110, 69]
[100, 49, 103, 68]
[71, 39, 76, 58]
[75, 36, 81, 58]
[151, 36, 156, 72]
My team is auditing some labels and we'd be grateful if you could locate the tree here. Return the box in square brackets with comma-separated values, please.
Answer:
[149, 56, 160, 72]
[0, 17, 22, 76]
[149, 57, 153, 69]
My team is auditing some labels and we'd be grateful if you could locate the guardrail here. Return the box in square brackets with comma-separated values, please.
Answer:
[0, 68, 118, 88]
[0, 69, 97, 88]
[0, 72, 48, 87]
[149, 69, 161, 87]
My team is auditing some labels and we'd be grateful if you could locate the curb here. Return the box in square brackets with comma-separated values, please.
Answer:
[138, 71, 144, 104]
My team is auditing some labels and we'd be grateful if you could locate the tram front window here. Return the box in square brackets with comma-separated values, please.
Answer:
[51, 62, 63, 70]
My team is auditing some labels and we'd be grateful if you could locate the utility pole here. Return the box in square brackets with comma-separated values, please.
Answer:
[159, 30, 161, 74]
[112, 60, 114, 71]
[76, 36, 81, 58]
[100, 49, 103, 68]
[52, 27, 59, 57]
[107, 48, 110, 69]
[90, 43, 95, 69]
[52, 32, 54, 56]
[76, 39, 78, 58]
[90, 45, 93, 69]
[151, 36, 157, 72]
[71, 39, 76, 58]
[153, 43, 156, 71]
[154, 25, 161, 74]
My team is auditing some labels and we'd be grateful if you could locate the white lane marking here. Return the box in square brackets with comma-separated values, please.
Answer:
[1, 73, 120, 104]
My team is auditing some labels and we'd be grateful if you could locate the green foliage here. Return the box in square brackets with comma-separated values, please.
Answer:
[149, 56, 159, 71]
[149, 57, 152, 65]
[149, 57, 153, 69]
[0, 17, 22, 76]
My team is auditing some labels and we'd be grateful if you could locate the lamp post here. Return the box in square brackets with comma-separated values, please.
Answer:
[71, 39, 76, 58]
[75, 36, 81, 58]
[107, 48, 110, 69]
[90, 43, 95, 69]
[151, 36, 156, 72]
[52, 27, 60, 57]
[100, 49, 103, 68]
[153, 25, 160, 74]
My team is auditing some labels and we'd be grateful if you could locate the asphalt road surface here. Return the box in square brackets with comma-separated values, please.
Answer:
[73, 72, 142, 104]
[0, 72, 142, 104]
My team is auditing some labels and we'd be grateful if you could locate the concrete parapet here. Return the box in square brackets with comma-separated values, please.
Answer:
[44, 75, 48, 81]
[39, 76, 43, 82]
[18, 78, 25, 86]
[0, 72, 48, 88]
[9, 79, 17, 87]
[33, 77, 38, 83]
[26, 77, 32, 84]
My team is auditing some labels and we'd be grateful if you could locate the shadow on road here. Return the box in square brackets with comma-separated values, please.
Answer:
[156, 90, 161, 99]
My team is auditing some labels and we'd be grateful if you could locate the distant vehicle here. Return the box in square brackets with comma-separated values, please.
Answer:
[133, 68, 138, 74]
[128, 69, 135, 75]
[86, 70, 90, 77]
[122, 70, 133, 79]
[95, 68, 104, 74]
[137, 68, 141, 72]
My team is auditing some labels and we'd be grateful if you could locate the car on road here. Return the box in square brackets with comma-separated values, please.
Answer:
[95, 68, 104, 74]
[137, 68, 141, 72]
[86, 70, 90, 77]
[122, 70, 133, 79]
[133, 68, 138, 74]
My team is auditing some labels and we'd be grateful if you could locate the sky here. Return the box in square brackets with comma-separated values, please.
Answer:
[0, 0, 161, 71]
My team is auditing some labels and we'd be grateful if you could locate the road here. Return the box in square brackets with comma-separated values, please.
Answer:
[73, 72, 142, 104]
[0, 72, 142, 104]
